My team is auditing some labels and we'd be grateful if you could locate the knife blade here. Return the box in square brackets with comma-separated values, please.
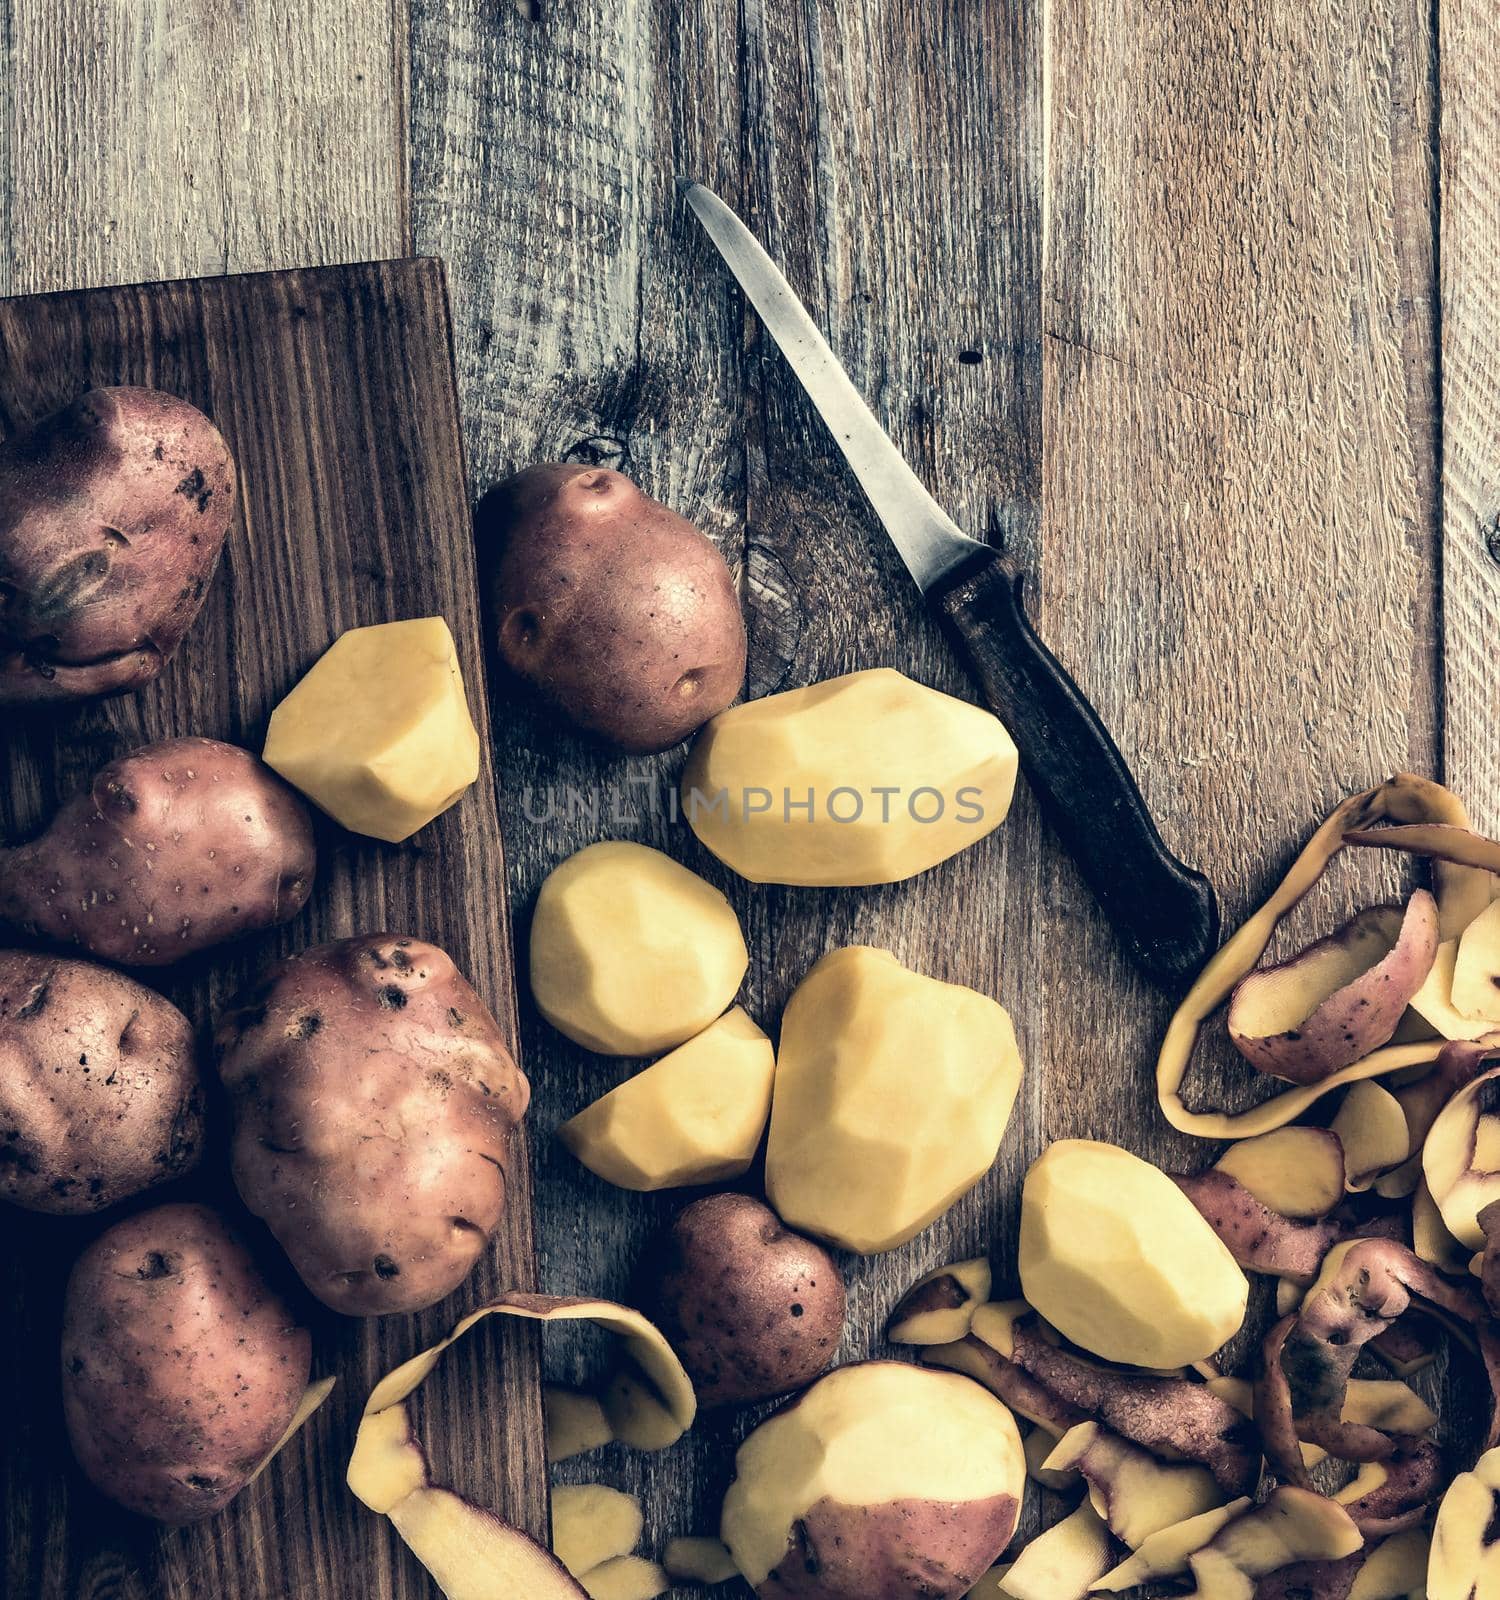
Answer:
[681, 178, 1219, 990]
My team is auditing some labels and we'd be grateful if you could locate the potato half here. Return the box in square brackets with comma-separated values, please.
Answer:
[719, 1361, 1024, 1599]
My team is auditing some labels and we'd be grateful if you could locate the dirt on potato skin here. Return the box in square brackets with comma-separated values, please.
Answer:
[0, 386, 236, 706]
[0, 948, 205, 1214]
[0, 735, 316, 968]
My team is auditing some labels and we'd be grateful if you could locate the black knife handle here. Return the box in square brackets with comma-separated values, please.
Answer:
[931, 549, 1219, 991]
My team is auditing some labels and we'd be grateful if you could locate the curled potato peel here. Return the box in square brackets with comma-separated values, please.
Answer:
[1423, 1057, 1500, 1248]
[1158, 775, 1490, 1139]
[349, 1293, 694, 1598]
[1226, 896, 1438, 1086]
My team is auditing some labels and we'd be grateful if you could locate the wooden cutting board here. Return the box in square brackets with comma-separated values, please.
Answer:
[0, 259, 547, 1600]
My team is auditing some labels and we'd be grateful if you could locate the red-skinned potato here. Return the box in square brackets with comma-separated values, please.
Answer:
[0, 736, 315, 966]
[719, 1361, 1025, 1599]
[0, 387, 235, 704]
[645, 1193, 845, 1407]
[478, 463, 746, 753]
[0, 949, 203, 1213]
[215, 935, 530, 1315]
[61, 1202, 311, 1523]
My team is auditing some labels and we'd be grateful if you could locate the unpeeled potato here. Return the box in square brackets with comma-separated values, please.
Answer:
[478, 464, 746, 754]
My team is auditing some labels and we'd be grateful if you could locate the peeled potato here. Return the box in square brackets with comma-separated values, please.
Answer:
[558, 1008, 774, 1190]
[530, 842, 748, 1056]
[765, 947, 1023, 1254]
[1019, 1140, 1249, 1367]
[264, 617, 480, 842]
[683, 667, 1018, 887]
[719, 1362, 1025, 1598]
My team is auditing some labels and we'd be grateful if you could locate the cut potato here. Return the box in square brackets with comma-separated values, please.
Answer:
[579, 1556, 668, 1600]
[719, 1361, 1024, 1597]
[1227, 896, 1438, 1085]
[551, 1485, 643, 1577]
[1453, 900, 1500, 1020]
[263, 617, 480, 842]
[1430, 1447, 1500, 1600]
[765, 947, 1023, 1254]
[1184, 1488, 1363, 1596]
[998, 1499, 1115, 1600]
[662, 1536, 738, 1584]
[1333, 1081, 1412, 1190]
[558, 1007, 774, 1190]
[1213, 1126, 1346, 1217]
[529, 842, 748, 1056]
[544, 1388, 613, 1464]
[887, 1257, 993, 1345]
[683, 667, 1018, 887]
[1424, 1062, 1500, 1248]
[1019, 1141, 1248, 1367]
[1093, 1500, 1251, 1590]
[1043, 1421, 1221, 1548]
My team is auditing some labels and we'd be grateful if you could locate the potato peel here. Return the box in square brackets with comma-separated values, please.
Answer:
[1158, 775, 1486, 1140]
[1227, 896, 1438, 1086]
[1256, 1239, 1500, 1497]
[1424, 1057, 1500, 1248]
[349, 1293, 694, 1600]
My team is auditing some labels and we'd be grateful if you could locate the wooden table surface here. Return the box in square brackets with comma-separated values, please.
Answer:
[3, 2, 1498, 1597]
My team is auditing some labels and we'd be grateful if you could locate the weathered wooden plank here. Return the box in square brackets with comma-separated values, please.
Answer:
[1043, 0, 1441, 1147]
[408, 0, 760, 1560]
[1439, 0, 1500, 832]
[0, 263, 546, 1600]
[0, 0, 405, 295]
[411, 0, 1046, 1565]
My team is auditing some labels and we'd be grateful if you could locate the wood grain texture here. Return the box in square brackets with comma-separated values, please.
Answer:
[1043, 0, 1442, 1153]
[409, 0, 1049, 1566]
[1439, 0, 1500, 832]
[0, 262, 545, 1600]
[0, 0, 406, 295]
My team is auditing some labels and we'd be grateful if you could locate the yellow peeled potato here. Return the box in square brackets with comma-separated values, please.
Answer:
[263, 617, 480, 842]
[530, 842, 748, 1055]
[558, 1008, 775, 1190]
[682, 668, 1018, 886]
[1019, 1141, 1249, 1368]
[765, 947, 1023, 1254]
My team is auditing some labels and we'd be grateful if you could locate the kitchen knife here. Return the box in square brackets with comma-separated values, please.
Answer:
[681, 179, 1219, 991]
